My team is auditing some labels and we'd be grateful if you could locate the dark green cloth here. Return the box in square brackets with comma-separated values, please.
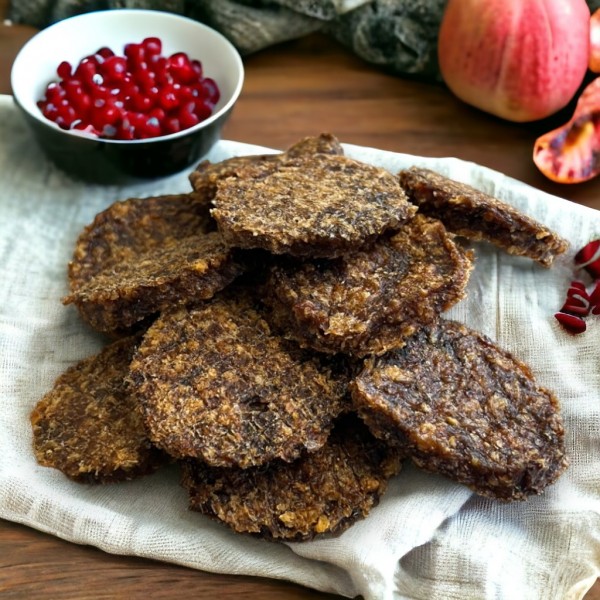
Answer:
[8, 0, 600, 81]
[7, 0, 447, 80]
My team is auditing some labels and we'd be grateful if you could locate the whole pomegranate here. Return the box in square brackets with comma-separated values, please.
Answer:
[438, 0, 590, 122]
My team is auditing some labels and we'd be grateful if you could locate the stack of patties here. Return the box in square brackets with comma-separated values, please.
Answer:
[31, 134, 570, 542]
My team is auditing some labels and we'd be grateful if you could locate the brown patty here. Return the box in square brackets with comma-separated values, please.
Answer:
[180, 414, 403, 541]
[63, 193, 242, 334]
[211, 153, 417, 258]
[263, 214, 474, 357]
[128, 289, 352, 468]
[398, 166, 568, 267]
[350, 320, 569, 501]
[188, 133, 344, 203]
[30, 335, 162, 483]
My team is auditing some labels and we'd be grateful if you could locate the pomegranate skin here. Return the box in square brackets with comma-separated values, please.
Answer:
[590, 8, 600, 72]
[438, 0, 590, 122]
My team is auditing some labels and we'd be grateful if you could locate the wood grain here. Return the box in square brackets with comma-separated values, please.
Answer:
[1, 10, 599, 600]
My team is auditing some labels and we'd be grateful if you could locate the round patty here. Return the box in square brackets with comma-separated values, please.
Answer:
[189, 133, 344, 203]
[64, 193, 242, 334]
[180, 414, 403, 541]
[350, 320, 569, 501]
[30, 335, 161, 483]
[128, 290, 352, 468]
[264, 214, 473, 357]
[211, 153, 417, 258]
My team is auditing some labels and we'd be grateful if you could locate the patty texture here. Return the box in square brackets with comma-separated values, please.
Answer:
[128, 290, 352, 468]
[64, 193, 242, 334]
[350, 320, 569, 500]
[30, 335, 161, 483]
[398, 166, 568, 267]
[264, 214, 473, 357]
[212, 153, 416, 258]
[180, 414, 403, 541]
[189, 133, 344, 203]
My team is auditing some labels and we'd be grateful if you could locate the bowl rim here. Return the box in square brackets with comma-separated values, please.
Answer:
[10, 8, 245, 145]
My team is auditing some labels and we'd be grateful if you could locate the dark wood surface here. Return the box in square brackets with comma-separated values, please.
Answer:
[1, 7, 599, 599]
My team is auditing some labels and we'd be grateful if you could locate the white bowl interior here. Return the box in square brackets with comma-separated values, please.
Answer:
[11, 9, 244, 140]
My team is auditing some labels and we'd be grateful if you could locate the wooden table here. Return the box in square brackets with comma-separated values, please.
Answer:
[1, 10, 599, 600]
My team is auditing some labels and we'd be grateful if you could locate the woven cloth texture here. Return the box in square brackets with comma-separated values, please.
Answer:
[1, 95, 599, 599]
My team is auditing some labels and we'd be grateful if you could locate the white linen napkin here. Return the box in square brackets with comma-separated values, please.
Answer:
[1, 94, 599, 600]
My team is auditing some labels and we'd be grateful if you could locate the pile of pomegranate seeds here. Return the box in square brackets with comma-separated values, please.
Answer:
[555, 239, 600, 334]
[36, 37, 220, 140]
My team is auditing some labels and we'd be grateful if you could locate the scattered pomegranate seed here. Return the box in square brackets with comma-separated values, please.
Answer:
[559, 280, 591, 317]
[556, 278, 592, 332]
[555, 312, 587, 334]
[568, 280, 587, 294]
[37, 37, 219, 139]
[575, 239, 600, 278]
[555, 240, 600, 334]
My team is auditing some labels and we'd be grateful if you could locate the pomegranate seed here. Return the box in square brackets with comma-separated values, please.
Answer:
[575, 239, 600, 278]
[554, 312, 587, 334]
[89, 84, 111, 101]
[55, 103, 77, 129]
[175, 86, 193, 104]
[63, 78, 84, 96]
[153, 57, 173, 86]
[201, 78, 220, 104]
[178, 101, 200, 129]
[564, 288, 590, 305]
[115, 121, 135, 140]
[157, 84, 180, 111]
[117, 77, 138, 101]
[83, 53, 102, 67]
[178, 66, 197, 85]
[167, 52, 189, 69]
[555, 276, 593, 331]
[45, 82, 65, 103]
[138, 116, 161, 138]
[100, 56, 128, 83]
[567, 280, 588, 295]
[90, 103, 121, 131]
[95, 46, 115, 60]
[194, 98, 214, 121]
[142, 37, 162, 56]
[41, 102, 58, 120]
[75, 60, 99, 89]
[64, 83, 91, 117]
[163, 116, 181, 134]
[588, 280, 600, 314]
[134, 67, 156, 93]
[148, 107, 166, 122]
[191, 59, 203, 77]
[126, 89, 154, 112]
[125, 44, 147, 74]
[560, 301, 590, 316]
[37, 37, 219, 140]
[168, 52, 197, 84]
[57, 61, 72, 80]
